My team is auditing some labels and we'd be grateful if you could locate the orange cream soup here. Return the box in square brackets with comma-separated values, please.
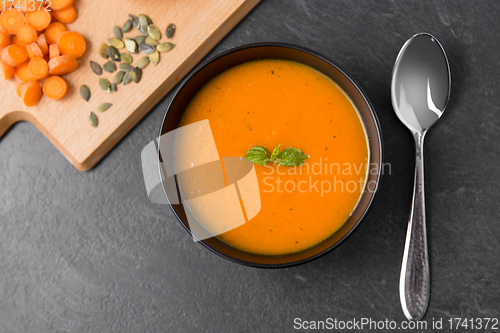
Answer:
[178, 59, 369, 256]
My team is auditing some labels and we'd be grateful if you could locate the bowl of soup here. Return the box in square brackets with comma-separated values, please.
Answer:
[157, 42, 382, 268]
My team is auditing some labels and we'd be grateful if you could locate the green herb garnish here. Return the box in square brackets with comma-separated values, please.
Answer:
[244, 144, 309, 167]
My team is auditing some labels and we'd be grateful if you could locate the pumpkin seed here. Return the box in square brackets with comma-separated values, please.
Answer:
[149, 49, 160, 65]
[80, 85, 90, 101]
[138, 14, 152, 29]
[134, 35, 147, 45]
[132, 67, 142, 83]
[119, 63, 134, 72]
[145, 36, 158, 46]
[137, 26, 148, 35]
[90, 61, 103, 75]
[113, 26, 123, 40]
[139, 43, 155, 54]
[107, 46, 121, 61]
[124, 37, 137, 53]
[89, 112, 98, 127]
[99, 78, 110, 92]
[103, 60, 117, 73]
[108, 37, 124, 49]
[129, 14, 139, 28]
[110, 83, 117, 92]
[113, 71, 125, 85]
[157, 42, 174, 53]
[123, 71, 133, 85]
[98, 43, 109, 59]
[136, 56, 150, 69]
[122, 19, 132, 33]
[147, 25, 161, 40]
[120, 53, 133, 64]
[97, 103, 112, 112]
[166, 23, 176, 39]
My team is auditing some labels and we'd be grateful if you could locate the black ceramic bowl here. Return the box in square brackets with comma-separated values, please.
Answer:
[158, 42, 382, 268]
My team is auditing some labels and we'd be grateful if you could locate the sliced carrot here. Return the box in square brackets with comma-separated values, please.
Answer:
[36, 33, 49, 55]
[0, 30, 10, 50]
[0, 58, 14, 79]
[21, 80, 42, 107]
[25, 9, 52, 31]
[49, 43, 59, 59]
[49, 0, 74, 11]
[1, 44, 28, 66]
[43, 75, 68, 100]
[52, 6, 77, 24]
[44, 22, 67, 44]
[26, 42, 44, 59]
[0, 10, 25, 35]
[17, 24, 38, 45]
[14, 61, 36, 82]
[48, 54, 77, 75]
[16, 81, 25, 97]
[28, 56, 49, 79]
[56, 31, 85, 58]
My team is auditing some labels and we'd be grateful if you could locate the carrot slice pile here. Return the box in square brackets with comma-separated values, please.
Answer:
[52, 6, 77, 24]
[1, 4, 85, 107]
[44, 22, 67, 44]
[25, 10, 52, 31]
[21, 80, 42, 107]
[57, 31, 86, 58]
[43, 76, 68, 100]
[48, 54, 77, 75]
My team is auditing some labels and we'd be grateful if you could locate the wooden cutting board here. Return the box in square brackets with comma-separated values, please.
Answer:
[0, 0, 260, 171]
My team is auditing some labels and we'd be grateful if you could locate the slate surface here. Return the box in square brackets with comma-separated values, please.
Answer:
[1, 1, 499, 332]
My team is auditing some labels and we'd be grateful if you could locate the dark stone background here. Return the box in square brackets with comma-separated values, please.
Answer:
[1, 1, 498, 332]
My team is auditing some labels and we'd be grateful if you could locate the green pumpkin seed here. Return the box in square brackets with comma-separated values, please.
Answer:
[124, 38, 137, 53]
[147, 25, 161, 40]
[166, 23, 176, 39]
[145, 36, 158, 46]
[113, 26, 123, 40]
[122, 19, 132, 33]
[139, 43, 155, 54]
[132, 67, 142, 83]
[119, 63, 134, 72]
[129, 14, 139, 28]
[149, 49, 160, 65]
[134, 35, 147, 45]
[103, 60, 117, 73]
[90, 61, 103, 75]
[157, 42, 174, 53]
[107, 46, 121, 62]
[108, 37, 124, 49]
[138, 14, 152, 29]
[136, 56, 150, 69]
[89, 112, 98, 127]
[123, 71, 133, 85]
[138, 26, 148, 35]
[98, 43, 109, 59]
[120, 53, 133, 64]
[110, 83, 117, 92]
[80, 85, 90, 102]
[97, 103, 112, 112]
[99, 78, 110, 92]
[113, 71, 125, 84]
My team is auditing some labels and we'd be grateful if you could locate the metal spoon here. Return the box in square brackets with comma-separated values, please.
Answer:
[391, 32, 451, 320]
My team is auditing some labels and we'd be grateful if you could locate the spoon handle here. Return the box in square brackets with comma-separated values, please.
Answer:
[400, 132, 430, 321]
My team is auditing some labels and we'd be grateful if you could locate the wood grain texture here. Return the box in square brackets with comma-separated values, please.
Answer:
[0, 0, 260, 171]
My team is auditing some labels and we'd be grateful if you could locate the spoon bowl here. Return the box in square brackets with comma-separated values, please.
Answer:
[391, 32, 451, 320]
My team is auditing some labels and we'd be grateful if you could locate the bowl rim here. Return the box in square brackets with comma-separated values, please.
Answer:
[157, 42, 383, 268]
